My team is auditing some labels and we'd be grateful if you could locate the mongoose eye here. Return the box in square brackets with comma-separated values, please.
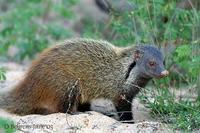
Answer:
[149, 61, 156, 67]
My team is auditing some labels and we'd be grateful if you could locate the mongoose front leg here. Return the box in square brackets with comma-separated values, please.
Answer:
[115, 95, 134, 123]
[77, 102, 91, 112]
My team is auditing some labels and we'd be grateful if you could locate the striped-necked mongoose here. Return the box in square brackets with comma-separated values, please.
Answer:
[0, 38, 168, 121]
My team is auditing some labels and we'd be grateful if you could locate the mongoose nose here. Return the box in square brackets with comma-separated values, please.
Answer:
[160, 70, 169, 77]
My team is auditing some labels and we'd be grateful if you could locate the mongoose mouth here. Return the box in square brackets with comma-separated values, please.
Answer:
[158, 70, 169, 78]
[151, 70, 169, 79]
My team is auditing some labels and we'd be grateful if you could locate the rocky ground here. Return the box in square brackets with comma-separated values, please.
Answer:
[0, 110, 171, 133]
[0, 62, 172, 133]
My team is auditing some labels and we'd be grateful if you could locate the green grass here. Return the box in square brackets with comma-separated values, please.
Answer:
[140, 86, 200, 131]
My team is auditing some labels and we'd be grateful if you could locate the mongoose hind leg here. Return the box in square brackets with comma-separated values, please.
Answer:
[55, 76, 81, 114]
[31, 108, 56, 115]
[57, 91, 80, 114]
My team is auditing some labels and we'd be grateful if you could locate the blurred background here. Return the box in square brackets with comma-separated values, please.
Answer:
[0, 0, 199, 131]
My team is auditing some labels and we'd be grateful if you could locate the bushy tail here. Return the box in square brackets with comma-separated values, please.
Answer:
[0, 91, 21, 115]
[0, 88, 34, 115]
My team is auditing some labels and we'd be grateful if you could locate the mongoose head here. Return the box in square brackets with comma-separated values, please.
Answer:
[133, 45, 169, 79]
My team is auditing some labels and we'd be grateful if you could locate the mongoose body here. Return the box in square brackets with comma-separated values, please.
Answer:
[0, 38, 168, 121]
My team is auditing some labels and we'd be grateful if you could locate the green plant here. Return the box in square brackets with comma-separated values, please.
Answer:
[0, 117, 15, 133]
[140, 87, 200, 131]
[173, 44, 200, 83]
[0, 68, 6, 81]
[0, 0, 78, 61]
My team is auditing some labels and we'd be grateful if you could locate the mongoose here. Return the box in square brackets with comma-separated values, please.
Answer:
[0, 38, 168, 121]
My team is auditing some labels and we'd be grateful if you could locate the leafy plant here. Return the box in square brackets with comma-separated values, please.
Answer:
[0, 117, 15, 133]
[0, 0, 78, 61]
[173, 44, 200, 83]
[0, 68, 6, 81]
[140, 87, 200, 131]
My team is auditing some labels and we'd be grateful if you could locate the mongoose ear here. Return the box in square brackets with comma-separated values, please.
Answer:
[133, 49, 144, 61]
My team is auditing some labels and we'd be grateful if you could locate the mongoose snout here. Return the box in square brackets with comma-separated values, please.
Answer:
[160, 70, 169, 77]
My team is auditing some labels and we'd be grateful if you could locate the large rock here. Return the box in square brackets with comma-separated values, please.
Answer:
[0, 110, 170, 133]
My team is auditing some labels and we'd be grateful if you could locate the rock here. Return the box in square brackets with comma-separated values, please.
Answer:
[90, 98, 153, 123]
[90, 98, 119, 120]
[0, 63, 25, 93]
[132, 98, 152, 122]
[0, 110, 170, 133]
